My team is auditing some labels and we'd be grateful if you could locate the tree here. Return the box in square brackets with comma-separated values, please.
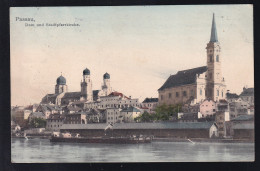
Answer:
[154, 103, 183, 121]
[134, 111, 155, 122]
[29, 118, 46, 128]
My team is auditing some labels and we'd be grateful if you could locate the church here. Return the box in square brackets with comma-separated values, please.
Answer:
[41, 68, 112, 106]
[158, 14, 226, 105]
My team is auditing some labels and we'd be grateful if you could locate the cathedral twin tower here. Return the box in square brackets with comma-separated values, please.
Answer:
[55, 68, 112, 102]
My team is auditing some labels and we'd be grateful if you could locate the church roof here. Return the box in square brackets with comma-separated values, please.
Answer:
[63, 92, 81, 98]
[56, 75, 66, 85]
[83, 68, 90, 75]
[210, 13, 218, 43]
[103, 72, 110, 79]
[158, 66, 207, 91]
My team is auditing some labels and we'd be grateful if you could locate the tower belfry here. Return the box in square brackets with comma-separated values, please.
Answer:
[206, 13, 226, 101]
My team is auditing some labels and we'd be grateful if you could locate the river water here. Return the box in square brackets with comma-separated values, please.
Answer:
[11, 137, 254, 163]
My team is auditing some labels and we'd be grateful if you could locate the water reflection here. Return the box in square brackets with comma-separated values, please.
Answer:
[11, 138, 254, 163]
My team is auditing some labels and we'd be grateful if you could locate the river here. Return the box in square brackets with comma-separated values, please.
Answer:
[11, 137, 254, 163]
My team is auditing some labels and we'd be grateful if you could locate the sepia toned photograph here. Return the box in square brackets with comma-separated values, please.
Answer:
[10, 5, 254, 163]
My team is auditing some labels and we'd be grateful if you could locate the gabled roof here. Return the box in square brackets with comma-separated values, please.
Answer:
[158, 66, 207, 91]
[240, 88, 254, 97]
[142, 98, 158, 103]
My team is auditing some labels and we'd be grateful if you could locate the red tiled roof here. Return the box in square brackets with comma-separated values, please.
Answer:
[108, 91, 129, 99]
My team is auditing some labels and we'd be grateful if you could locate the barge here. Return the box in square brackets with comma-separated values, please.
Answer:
[50, 136, 151, 144]
[50, 132, 152, 144]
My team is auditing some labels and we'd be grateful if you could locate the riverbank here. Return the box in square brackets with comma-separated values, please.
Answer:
[153, 137, 254, 143]
[12, 135, 254, 143]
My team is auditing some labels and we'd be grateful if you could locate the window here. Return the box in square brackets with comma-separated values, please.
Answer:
[183, 91, 187, 97]
[161, 95, 163, 100]
[210, 55, 213, 62]
[222, 91, 223, 97]
[217, 90, 219, 96]
[216, 55, 219, 62]
[200, 89, 202, 95]
[176, 92, 179, 97]
[169, 93, 172, 99]
[190, 89, 194, 96]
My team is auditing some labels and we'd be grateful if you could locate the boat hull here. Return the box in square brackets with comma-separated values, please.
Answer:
[50, 137, 151, 144]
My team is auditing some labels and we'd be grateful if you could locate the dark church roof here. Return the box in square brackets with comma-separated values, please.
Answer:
[103, 72, 110, 79]
[158, 66, 207, 91]
[56, 75, 66, 85]
[83, 68, 90, 75]
[63, 92, 81, 98]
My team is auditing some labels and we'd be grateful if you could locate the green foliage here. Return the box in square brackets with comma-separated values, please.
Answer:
[154, 103, 182, 121]
[135, 104, 183, 122]
[29, 118, 46, 128]
[134, 111, 155, 122]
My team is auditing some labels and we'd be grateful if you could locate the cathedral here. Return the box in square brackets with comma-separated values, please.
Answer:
[158, 14, 226, 105]
[41, 68, 112, 106]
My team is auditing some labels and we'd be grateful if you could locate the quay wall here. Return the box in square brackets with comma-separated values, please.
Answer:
[60, 128, 210, 138]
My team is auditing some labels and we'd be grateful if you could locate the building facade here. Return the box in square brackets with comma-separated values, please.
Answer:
[158, 14, 226, 105]
[141, 98, 158, 113]
[46, 114, 65, 132]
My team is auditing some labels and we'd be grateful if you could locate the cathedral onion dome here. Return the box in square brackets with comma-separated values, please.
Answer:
[103, 72, 110, 79]
[83, 68, 90, 75]
[56, 75, 66, 85]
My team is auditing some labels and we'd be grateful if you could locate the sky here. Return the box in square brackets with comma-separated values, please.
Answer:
[10, 5, 254, 106]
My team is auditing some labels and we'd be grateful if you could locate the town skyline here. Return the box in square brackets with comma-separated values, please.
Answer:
[11, 5, 253, 106]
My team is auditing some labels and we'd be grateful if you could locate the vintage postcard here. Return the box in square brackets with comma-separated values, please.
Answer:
[10, 5, 254, 163]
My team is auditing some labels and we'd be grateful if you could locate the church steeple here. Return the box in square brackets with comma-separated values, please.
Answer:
[210, 13, 218, 43]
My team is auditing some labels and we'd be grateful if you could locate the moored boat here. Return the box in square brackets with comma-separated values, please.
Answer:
[50, 136, 151, 144]
[50, 132, 151, 144]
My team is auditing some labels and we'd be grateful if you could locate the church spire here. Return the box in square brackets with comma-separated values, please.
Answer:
[210, 13, 218, 42]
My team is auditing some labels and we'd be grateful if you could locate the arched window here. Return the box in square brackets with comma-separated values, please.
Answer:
[217, 90, 219, 96]
[216, 55, 219, 62]
[210, 55, 213, 62]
